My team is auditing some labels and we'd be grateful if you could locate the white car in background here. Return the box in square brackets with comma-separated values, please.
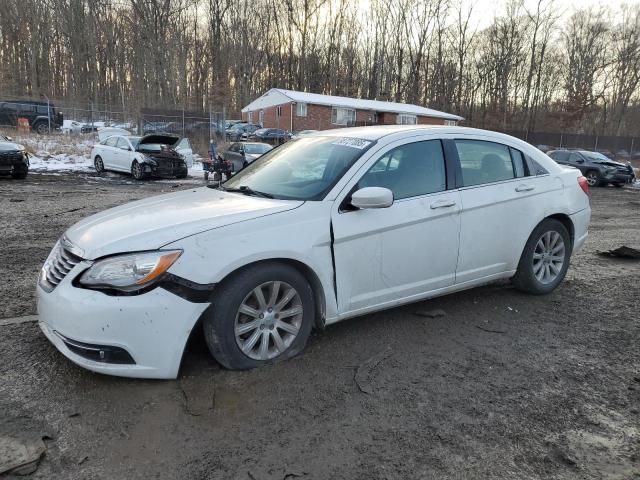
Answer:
[38, 126, 590, 378]
[61, 120, 83, 134]
[91, 133, 188, 180]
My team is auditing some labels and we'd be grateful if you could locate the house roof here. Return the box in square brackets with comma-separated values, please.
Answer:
[241, 88, 464, 121]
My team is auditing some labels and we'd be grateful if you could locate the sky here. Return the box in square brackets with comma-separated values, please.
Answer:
[468, 0, 629, 28]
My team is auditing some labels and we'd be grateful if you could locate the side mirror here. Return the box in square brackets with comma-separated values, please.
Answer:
[351, 187, 394, 209]
[575, 158, 584, 164]
[6, 136, 13, 141]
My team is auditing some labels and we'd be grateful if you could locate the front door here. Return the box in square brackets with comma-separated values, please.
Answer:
[331, 138, 461, 315]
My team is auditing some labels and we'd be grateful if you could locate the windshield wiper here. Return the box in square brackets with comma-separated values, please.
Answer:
[220, 185, 274, 199]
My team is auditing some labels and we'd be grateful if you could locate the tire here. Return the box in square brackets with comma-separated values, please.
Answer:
[131, 160, 148, 181]
[11, 165, 28, 179]
[512, 219, 572, 295]
[94, 155, 105, 174]
[203, 262, 315, 370]
[585, 170, 601, 187]
[204, 171, 209, 181]
[34, 122, 49, 135]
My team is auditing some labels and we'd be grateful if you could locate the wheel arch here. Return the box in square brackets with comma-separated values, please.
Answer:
[546, 213, 575, 244]
[215, 258, 327, 330]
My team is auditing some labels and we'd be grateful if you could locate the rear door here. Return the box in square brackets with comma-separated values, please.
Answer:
[453, 138, 556, 283]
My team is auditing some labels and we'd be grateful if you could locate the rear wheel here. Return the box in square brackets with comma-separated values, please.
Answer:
[94, 156, 104, 174]
[34, 122, 49, 135]
[512, 219, 572, 295]
[585, 170, 601, 187]
[203, 263, 315, 370]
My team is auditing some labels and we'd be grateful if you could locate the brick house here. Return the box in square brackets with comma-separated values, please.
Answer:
[241, 88, 463, 131]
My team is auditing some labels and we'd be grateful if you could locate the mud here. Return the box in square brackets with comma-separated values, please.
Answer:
[0, 173, 638, 479]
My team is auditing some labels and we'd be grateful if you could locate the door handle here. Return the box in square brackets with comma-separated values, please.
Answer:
[515, 184, 535, 192]
[430, 199, 456, 209]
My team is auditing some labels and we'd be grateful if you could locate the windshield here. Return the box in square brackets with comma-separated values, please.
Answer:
[244, 144, 271, 154]
[129, 136, 141, 148]
[222, 136, 374, 200]
[582, 151, 611, 162]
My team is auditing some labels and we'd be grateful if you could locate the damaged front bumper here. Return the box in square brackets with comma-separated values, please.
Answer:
[37, 260, 209, 379]
[142, 158, 188, 178]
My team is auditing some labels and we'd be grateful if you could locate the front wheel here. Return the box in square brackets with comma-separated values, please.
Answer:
[131, 160, 148, 181]
[512, 219, 572, 295]
[203, 263, 315, 370]
[11, 165, 28, 179]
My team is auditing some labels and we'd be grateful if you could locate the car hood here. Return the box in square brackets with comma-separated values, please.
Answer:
[139, 133, 181, 146]
[599, 160, 629, 168]
[0, 142, 25, 152]
[64, 188, 303, 259]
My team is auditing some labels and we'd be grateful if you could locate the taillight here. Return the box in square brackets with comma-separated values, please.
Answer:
[577, 176, 589, 195]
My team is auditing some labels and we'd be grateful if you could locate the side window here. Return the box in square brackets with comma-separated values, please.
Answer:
[116, 137, 130, 150]
[550, 151, 568, 162]
[568, 152, 583, 163]
[455, 140, 515, 186]
[358, 140, 446, 200]
[104, 136, 118, 147]
[509, 148, 528, 178]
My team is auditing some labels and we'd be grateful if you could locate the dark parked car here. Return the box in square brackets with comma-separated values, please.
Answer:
[0, 100, 63, 134]
[547, 149, 635, 187]
[251, 128, 290, 144]
[0, 136, 29, 179]
[223, 142, 272, 172]
[226, 123, 261, 141]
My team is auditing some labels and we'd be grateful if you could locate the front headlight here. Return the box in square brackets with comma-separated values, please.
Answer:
[79, 250, 182, 292]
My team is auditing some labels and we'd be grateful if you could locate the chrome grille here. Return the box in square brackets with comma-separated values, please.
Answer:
[39, 241, 83, 292]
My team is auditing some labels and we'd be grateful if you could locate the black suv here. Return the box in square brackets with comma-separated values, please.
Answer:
[0, 135, 29, 179]
[547, 149, 635, 187]
[0, 100, 64, 134]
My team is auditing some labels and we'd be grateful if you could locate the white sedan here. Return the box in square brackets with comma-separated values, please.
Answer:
[37, 126, 591, 378]
[90, 133, 190, 179]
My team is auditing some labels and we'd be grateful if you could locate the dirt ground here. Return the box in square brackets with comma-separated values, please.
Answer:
[0, 172, 639, 479]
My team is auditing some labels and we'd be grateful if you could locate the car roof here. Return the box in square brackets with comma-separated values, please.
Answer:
[304, 125, 517, 142]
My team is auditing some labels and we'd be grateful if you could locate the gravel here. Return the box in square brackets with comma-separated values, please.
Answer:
[0, 172, 638, 479]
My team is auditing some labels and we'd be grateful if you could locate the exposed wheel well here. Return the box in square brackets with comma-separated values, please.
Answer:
[546, 213, 574, 244]
[216, 259, 327, 330]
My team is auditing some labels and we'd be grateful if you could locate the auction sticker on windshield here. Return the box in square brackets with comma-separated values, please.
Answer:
[331, 138, 372, 150]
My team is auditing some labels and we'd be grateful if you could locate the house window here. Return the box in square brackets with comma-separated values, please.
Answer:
[368, 111, 378, 124]
[259, 110, 264, 125]
[331, 107, 356, 126]
[276, 106, 282, 117]
[296, 103, 307, 117]
[444, 120, 457, 126]
[397, 114, 417, 125]
[247, 112, 252, 122]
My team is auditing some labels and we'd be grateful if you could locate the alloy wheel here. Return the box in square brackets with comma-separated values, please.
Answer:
[234, 281, 303, 361]
[586, 172, 598, 186]
[532, 231, 565, 284]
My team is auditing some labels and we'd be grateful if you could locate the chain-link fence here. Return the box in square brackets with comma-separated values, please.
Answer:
[504, 130, 639, 160]
[0, 98, 226, 155]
